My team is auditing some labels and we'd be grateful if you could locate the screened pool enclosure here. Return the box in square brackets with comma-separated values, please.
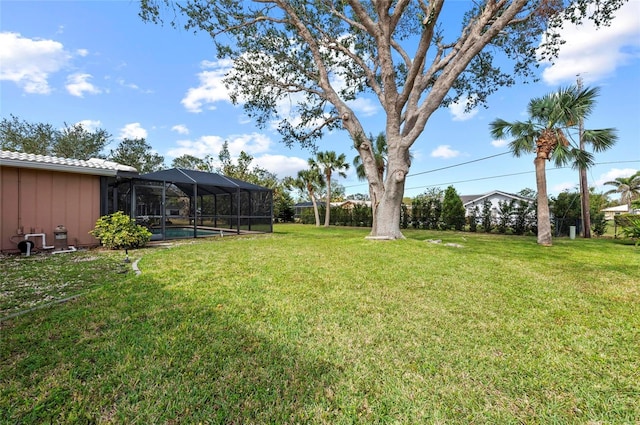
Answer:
[104, 168, 273, 240]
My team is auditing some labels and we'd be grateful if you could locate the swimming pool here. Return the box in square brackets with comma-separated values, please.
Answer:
[151, 227, 221, 239]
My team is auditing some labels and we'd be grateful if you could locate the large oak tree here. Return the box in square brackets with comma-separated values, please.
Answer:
[140, 0, 625, 239]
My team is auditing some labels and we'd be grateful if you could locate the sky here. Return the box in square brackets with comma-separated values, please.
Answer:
[1, 0, 639, 201]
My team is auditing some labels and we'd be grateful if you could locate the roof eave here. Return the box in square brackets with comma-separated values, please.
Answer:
[0, 158, 119, 176]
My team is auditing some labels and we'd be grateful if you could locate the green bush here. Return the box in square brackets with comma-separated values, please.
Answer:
[591, 212, 608, 237]
[90, 211, 152, 249]
[615, 214, 640, 246]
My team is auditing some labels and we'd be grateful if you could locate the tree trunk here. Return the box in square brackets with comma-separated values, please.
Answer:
[324, 174, 331, 227]
[580, 167, 591, 238]
[367, 155, 408, 239]
[535, 157, 552, 246]
[311, 196, 321, 227]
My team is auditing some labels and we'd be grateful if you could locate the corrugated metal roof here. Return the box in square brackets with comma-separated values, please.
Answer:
[0, 150, 137, 176]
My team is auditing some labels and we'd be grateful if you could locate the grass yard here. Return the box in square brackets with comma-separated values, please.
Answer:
[1, 224, 638, 424]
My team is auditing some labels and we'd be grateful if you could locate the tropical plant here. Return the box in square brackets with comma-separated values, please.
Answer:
[90, 211, 152, 250]
[139, 0, 624, 240]
[353, 133, 387, 182]
[309, 151, 350, 227]
[603, 171, 640, 209]
[285, 169, 325, 227]
[490, 85, 617, 245]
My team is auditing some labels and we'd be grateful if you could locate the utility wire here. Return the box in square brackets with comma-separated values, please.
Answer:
[342, 151, 511, 189]
[343, 159, 640, 191]
[406, 151, 511, 177]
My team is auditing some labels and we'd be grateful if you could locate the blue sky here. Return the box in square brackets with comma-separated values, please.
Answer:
[1, 1, 639, 201]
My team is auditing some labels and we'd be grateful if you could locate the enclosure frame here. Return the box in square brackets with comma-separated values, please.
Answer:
[104, 168, 273, 240]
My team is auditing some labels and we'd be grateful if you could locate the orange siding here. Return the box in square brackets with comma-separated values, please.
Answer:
[0, 166, 101, 253]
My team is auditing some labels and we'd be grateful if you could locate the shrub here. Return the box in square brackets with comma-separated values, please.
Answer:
[591, 212, 608, 237]
[615, 214, 640, 246]
[90, 211, 152, 249]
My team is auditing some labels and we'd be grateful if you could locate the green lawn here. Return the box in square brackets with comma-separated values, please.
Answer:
[1, 225, 638, 424]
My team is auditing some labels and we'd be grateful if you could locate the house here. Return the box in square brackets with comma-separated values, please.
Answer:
[1, 150, 274, 253]
[294, 199, 372, 221]
[1, 150, 137, 253]
[601, 204, 629, 220]
[461, 190, 534, 218]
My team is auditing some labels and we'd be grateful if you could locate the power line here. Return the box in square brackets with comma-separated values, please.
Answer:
[342, 159, 640, 191]
[342, 151, 511, 189]
[405, 160, 640, 192]
[407, 151, 511, 177]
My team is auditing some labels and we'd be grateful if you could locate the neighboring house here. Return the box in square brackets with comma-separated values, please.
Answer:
[601, 204, 629, 220]
[294, 199, 372, 220]
[0, 150, 137, 253]
[461, 190, 534, 218]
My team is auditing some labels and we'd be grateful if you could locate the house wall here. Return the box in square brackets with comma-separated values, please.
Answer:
[1, 166, 101, 253]
[464, 193, 520, 217]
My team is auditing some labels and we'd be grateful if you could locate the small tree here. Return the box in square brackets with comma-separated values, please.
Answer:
[442, 186, 466, 231]
[468, 206, 479, 233]
[496, 200, 516, 234]
[591, 212, 608, 237]
[108, 138, 165, 173]
[481, 199, 494, 233]
[309, 151, 350, 227]
[90, 212, 152, 250]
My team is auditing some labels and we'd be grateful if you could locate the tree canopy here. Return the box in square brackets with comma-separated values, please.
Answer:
[139, 0, 626, 238]
[1, 115, 111, 160]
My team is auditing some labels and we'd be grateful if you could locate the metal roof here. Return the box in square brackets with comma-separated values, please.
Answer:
[136, 168, 272, 195]
[0, 150, 138, 176]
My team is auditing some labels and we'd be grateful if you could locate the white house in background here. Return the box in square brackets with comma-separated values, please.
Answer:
[460, 190, 534, 218]
[601, 204, 629, 220]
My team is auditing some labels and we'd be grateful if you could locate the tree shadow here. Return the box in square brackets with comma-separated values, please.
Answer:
[2, 275, 340, 423]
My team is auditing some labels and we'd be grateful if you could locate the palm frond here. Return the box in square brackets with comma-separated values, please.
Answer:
[582, 128, 618, 152]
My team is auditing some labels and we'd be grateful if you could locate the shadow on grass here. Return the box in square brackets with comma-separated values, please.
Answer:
[1, 275, 339, 424]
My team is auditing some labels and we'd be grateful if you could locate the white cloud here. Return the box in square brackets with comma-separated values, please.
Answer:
[119, 123, 148, 140]
[253, 154, 309, 178]
[76, 49, 89, 57]
[448, 96, 479, 121]
[167, 132, 272, 159]
[431, 145, 461, 159]
[594, 168, 639, 188]
[76, 120, 102, 132]
[182, 59, 234, 113]
[540, 1, 640, 85]
[66, 73, 101, 97]
[491, 139, 508, 148]
[171, 124, 190, 135]
[552, 181, 578, 193]
[346, 97, 378, 117]
[0, 32, 71, 94]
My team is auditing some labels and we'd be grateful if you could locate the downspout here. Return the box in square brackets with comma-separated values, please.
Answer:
[17, 169, 23, 234]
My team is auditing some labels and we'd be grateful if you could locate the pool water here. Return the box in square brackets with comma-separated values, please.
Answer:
[151, 227, 220, 238]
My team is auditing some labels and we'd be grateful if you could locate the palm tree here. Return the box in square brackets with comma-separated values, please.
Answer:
[353, 133, 387, 182]
[490, 85, 617, 246]
[309, 151, 350, 227]
[286, 169, 325, 226]
[603, 171, 640, 209]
